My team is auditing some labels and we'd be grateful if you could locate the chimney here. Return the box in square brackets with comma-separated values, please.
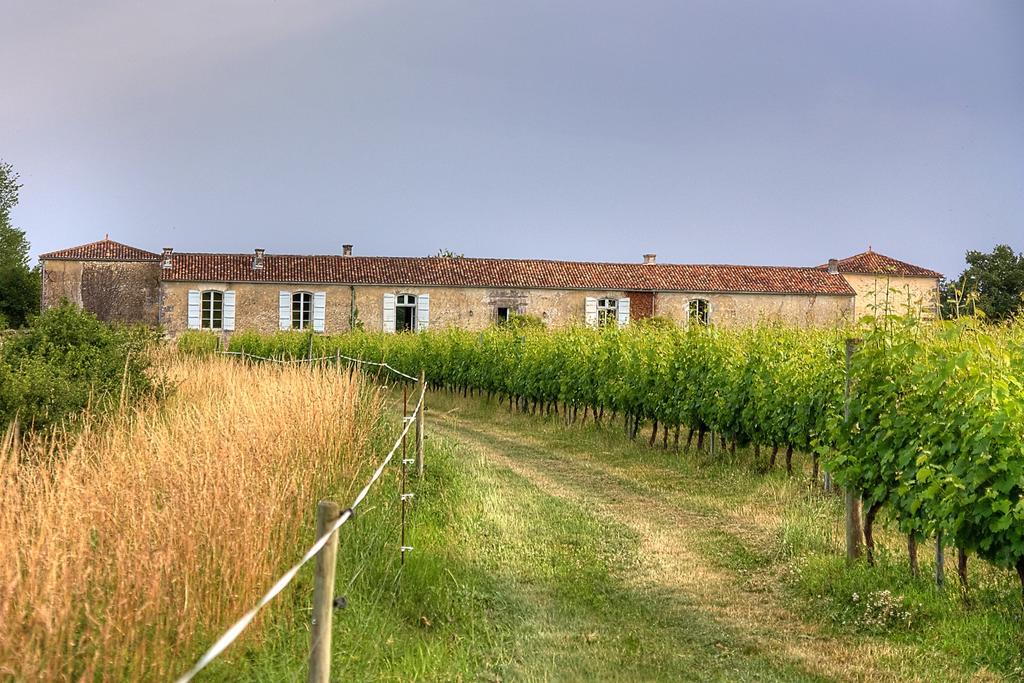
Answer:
[253, 248, 265, 270]
[642, 253, 656, 265]
[342, 244, 353, 256]
[161, 247, 173, 269]
[827, 258, 839, 275]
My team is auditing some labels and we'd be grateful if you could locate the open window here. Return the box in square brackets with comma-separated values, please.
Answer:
[396, 293, 416, 332]
[201, 290, 223, 330]
[383, 293, 428, 333]
[597, 298, 618, 328]
[688, 298, 710, 326]
[292, 291, 313, 330]
[496, 306, 511, 324]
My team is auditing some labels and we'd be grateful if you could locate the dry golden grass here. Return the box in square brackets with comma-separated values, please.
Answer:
[0, 354, 384, 680]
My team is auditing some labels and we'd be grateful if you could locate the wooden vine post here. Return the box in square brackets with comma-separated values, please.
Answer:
[308, 500, 341, 683]
[415, 369, 426, 478]
[844, 337, 863, 563]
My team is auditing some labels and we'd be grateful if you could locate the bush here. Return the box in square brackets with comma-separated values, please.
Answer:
[506, 313, 546, 330]
[630, 316, 676, 330]
[0, 303, 156, 432]
[176, 331, 222, 356]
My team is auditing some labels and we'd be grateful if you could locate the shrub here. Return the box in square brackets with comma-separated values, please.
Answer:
[506, 313, 546, 329]
[0, 303, 156, 432]
[176, 330, 221, 356]
[630, 316, 676, 330]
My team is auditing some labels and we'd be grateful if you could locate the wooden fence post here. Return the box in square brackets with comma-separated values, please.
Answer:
[416, 369, 426, 478]
[845, 489, 863, 563]
[844, 338, 863, 562]
[935, 531, 945, 588]
[308, 500, 341, 683]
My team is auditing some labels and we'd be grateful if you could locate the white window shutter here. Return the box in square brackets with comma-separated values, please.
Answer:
[617, 298, 630, 327]
[382, 293, 396, 333]
[312, 291, 326, 332]
[279, 291, 291, 330]
[187, 290, 201, 330]
[223, 290, 236, 331]
[584, 297, 598, 328]
[416, 293, 430, 332]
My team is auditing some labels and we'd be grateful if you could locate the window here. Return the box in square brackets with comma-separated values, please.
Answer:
[597, 298, 618, 327]
[396, 294, 416, 332]
[688, 298, 710, 326]
[292, 291, 313, 330]
[496, 307, 511, 324]
[201, 291, 223, 330]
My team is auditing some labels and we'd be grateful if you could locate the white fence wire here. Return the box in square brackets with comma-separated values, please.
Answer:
[175, 381, 425, 683]
[217, 349, 419, 382]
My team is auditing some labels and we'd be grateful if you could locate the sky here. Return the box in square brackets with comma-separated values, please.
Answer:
[2, 1, 1022, 278]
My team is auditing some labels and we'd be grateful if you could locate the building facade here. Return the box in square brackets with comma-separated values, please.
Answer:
[39, 239, 941, 337]
[819, 250, 942, 321]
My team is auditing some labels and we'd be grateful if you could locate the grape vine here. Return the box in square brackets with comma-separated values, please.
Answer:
[224, 315, 1024, 598]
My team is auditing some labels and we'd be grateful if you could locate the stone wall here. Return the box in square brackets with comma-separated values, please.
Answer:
[161, 281, 856, 336]
[162, 282, 638, 336]
[41, 260, 84, 309]
[161, 281, 297, 338]
[41, 259, 161, 325]
[841, 274, 939, 321]
[654, 291, 854, 328]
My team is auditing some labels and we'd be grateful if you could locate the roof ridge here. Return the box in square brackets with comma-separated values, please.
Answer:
[40, 238, 160, 261]
[818, 249, 942, 278]
[161, 251, 855, 295]
[171, 252, 840, 272]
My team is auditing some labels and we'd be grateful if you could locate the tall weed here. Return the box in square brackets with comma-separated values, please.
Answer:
[0, 355, 383, 680]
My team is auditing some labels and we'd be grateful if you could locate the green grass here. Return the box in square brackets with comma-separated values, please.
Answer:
[782, 527, 1024, 678]
[198, 389, 1024, 681]
[421, 391, 1024, 680]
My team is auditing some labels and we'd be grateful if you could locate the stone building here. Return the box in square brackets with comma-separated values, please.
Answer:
[39, 238, 941, 337]
[39, 237, 162, 325]
[818, 250, 942, 321]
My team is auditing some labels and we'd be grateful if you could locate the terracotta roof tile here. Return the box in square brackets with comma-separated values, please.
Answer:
[820, 250, 942, 278]
[163, 253, 855, 295]
[39, 238, 160, 262]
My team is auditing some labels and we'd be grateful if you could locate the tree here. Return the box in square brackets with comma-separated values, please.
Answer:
[944, 245, 1024, 321]
[0, 161, 41, 328]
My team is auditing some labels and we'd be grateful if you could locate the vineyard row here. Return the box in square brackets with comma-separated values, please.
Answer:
[183, 316, 1024, 597]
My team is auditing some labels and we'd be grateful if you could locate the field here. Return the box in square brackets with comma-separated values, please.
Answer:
[228, 315, 1024, 595]
[183, 386, 1024, 681]
[0, 355, 383, 680]
[2, 319, 1023, 681]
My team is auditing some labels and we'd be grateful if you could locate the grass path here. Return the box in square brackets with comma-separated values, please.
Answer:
[432, 421, 883, 680]
[427, 392, 1010, 682]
